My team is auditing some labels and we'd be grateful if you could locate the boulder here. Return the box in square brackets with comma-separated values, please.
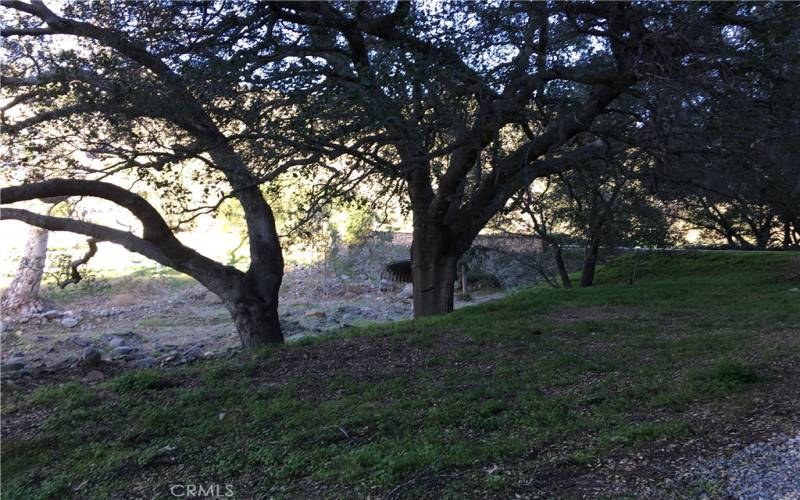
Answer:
[304, 310, 327, 319]
[80, 347, 103, 367]
[42, 310, 63, 320]
[111, 346, 136, 357]
[2, 357, 26, 372]
[108, 337, 127, 349]
[182, 346, 202, 361]
[133, 357, 155, 369]
[61, 317, 80, 328]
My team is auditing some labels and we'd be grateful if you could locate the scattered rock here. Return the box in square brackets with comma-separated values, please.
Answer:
[400, 283, 414, 298]
[42, 310, 63, 320]
[61, 317, 80, 328]
[2, 357, 26, 372]
[111, 346, 136, 357]
[304, 310, 327, 318]
[132, 357, 155, 369]
[182, 346, 202, 362]
[108, 337, 127, 349]
[80, 347, 103, 367]
[789, 288, 799, 293]
[0, 321, 6, 333]
[693, 433, 800, 498]
[85, 370, 105, 381]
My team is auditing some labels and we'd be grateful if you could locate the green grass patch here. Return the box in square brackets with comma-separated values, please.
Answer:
[3, 251, 798, 498]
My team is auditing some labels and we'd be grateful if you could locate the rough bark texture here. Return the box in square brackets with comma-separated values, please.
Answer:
[219, 277, 283, 347]
[410, 222, 460, 317]
[1, 225, 49, 316]
[580, 237, 602, 288]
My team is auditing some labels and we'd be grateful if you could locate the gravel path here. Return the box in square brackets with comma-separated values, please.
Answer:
[696, 432, 800, 499]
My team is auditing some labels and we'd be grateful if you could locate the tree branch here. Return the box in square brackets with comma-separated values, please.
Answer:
[1, 207, 169, 265]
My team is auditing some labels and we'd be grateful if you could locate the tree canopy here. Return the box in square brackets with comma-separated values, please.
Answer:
[2, 1, 798, 345]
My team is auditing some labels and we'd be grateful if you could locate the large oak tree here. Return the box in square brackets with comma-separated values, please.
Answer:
[1, 1, 787, 337]
[254, 1, 772, 315]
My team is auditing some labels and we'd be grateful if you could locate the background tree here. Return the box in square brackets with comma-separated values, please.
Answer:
[260, 1, 769, 314]
[1, 207, 51, 315]
[640, 2, 800, 249]
[0, 0, 313, 345]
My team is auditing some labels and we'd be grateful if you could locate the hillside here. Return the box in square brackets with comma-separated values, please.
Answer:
[2, 252, 799, 498]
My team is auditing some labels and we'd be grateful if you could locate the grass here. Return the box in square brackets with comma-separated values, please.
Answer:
[1, 251, 798, 498]
[39, 266, 195, 305]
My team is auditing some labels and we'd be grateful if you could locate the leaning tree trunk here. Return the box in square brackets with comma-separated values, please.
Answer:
[189, 266, 283, 347]
[579, 237, 602, 288]
[410, 223, 461, 317]
[1, 225, 50, 316]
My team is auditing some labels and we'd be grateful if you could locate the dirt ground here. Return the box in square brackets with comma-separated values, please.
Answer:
[0, 265, 505, 379]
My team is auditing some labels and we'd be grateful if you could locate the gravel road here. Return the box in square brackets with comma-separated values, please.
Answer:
[695, 432, 800, 499]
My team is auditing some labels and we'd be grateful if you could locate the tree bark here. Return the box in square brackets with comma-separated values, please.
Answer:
[410, 223, 461, 316]
[579, 237, 602, 287]
[554, 245, 573, 289]
[754, 223, 772, 250]
[1, 224, 49, 316]
[219, 278, 283, 347]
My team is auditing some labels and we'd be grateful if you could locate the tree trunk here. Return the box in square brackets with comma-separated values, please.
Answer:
[224, 295, 283, 347]
[213, 274, 283, 347]
[460, 262, 470, 298]
[1, 225, 49, 316]
[579, 237, 602, 287]
[553, 245, 573, 289]
[410, 225, 461, 317]
[755, 234, 770, 250]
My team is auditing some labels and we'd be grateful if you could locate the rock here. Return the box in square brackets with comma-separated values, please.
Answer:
[2, 357, 26, 372]
[0, 321, 6, 333]
[81, 347, 103, 367]
[70, 336, 92, 347]
[304, 310, 327, 319]
[42, 310, 63, 320]
[183, 346, 202, 361]
[789, 288, 799, 293]
[108, 337, 127, 349]
[85, 370, 105, 381]
[111, 346, 136, 357]
[61, 317, 80, 328]
[341, 313, 358, 324]
[132, 357, 155, 369]
[400, 283, 414, 298]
